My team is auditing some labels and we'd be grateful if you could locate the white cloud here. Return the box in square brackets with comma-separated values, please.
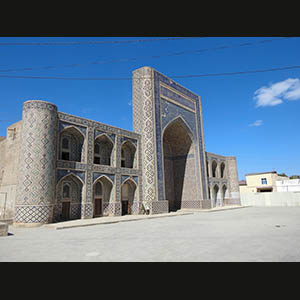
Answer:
[254, 78, 300, 107]
[249, 120, 263, 127]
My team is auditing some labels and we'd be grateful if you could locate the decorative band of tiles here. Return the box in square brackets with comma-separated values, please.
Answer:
[14, 205, 53, 223]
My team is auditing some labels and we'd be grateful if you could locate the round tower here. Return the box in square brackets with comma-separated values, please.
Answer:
[14, 100, 58, 225]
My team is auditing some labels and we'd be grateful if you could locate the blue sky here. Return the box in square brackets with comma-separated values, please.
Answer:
[0, 36, 300, 180]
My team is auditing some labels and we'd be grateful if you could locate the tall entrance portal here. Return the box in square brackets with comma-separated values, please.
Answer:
[163, 118, 197, 211]
[133, 66, 210, 214]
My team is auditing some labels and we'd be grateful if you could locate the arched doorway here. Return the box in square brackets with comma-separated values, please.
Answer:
[163, 117, 197, 211]
[93, 176, 113, 217]
[56, 173, 83, 222]
[93, 181, 103, 217]
[213, 184, 219, 207]
[221, 184, 227, 206]
[121, 179, 137, 215]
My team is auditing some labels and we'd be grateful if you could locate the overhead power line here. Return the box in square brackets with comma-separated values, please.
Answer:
[0, 37, 200, 46]
[0, 65, 299, 80]
[0, 37, 294, 74]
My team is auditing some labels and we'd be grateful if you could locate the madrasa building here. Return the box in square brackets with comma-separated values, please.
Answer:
[0, 66, 241, 225]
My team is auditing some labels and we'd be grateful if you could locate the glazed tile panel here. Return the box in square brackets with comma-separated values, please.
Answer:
[15, 100, 58, 223]
[153, 70, 207, 202]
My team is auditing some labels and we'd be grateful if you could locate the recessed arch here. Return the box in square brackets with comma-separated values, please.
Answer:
[120, 139, 137, 150]
[59, 126, 85, 162]
[121, 178, 137, 215]
[57, 172, 85, 187]
[162, 116, 197, 211]
[213, 184, 219, 206]
[220, 162, 226, 178]
[121, 140, 137, 168]
[221, 184, 227, 206]
[93, 175, 113, 217]
[162, 115, 195, 143]
[55, 173, 83, 222]
[122, 177, 138, 188]
[61, 125, 85, 140]
[93, 174, 114, 186]
[94, 134, 114, 166]
[94, 132, 114, 145]
[212, 160, 218, 178]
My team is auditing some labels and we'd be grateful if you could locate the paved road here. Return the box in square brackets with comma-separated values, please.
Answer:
[1, 207, 300, 262]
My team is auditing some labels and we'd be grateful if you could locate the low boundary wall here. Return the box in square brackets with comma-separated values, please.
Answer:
[240, 192, 300, 206]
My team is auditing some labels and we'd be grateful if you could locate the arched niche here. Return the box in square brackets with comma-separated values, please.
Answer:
[162, 117, 196, 211]
[60, 126, 85, 162]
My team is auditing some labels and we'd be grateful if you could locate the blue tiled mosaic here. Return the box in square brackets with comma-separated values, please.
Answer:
[160, 85, 195, 111]
[160, 99, 197, 141]
[120, 136, 137, 146]
[57, 169, 85, 183]
[195, 100, 208, 199]
[59, 120, 87, 136]
[93, 172, 115, 184]
[121, 175, 138, 185]
[153, 69, 207, 201]
[94, 129, 116, 143]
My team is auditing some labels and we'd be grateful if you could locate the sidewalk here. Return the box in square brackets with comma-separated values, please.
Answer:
[184, 205, 251, 213]
[44, 205, 249, 230]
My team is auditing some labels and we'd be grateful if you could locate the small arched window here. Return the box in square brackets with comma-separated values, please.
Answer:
[95, 182, 102, 196]
[62, 137, 70, 150]
[94, 143, 101, 164]
[220, 162, 225, 178]
[60, 127, 84, 162]
[121, 141, 136, 168]
[63, 183, 71, 199]
[94, 143, 100, 154]
[121, 148, 125, 167]
[212, 160, 217, 178]
[61, 136, 70, 161]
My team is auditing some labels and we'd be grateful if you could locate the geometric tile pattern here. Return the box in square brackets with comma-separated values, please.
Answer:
[54, 173, 83, 221]
[12, 67, 240, 224]
[132, 67, 157, 211]
[15, 100, 58, 223]
[150, 200, 169, 215]
[14, 205, 53, 223]
[180, 201, 202, 209]
[133, 67, 212, 214]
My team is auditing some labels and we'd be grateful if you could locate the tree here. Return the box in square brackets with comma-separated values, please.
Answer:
[289, 175, 300, 179]
[278, 173, 288, 177]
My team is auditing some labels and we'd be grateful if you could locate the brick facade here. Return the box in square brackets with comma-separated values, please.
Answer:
[0, 66, 240, 224]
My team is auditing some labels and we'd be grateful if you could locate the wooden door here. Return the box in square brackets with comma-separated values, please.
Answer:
[122, 200, 128, 216]
[62, 201, 70, 221]
[94, 198, 102, 217]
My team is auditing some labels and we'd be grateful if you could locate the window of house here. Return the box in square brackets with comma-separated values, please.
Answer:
[94, 143, 101, 164]
[62, 183, 71, 199]
[95, 182, 102, 196]
[261, 178, 267, 185]
[121, 149, 125, 167]
[61, 137, 70, 161]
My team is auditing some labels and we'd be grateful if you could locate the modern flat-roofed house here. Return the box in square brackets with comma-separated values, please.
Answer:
[239, 171, 288, 193]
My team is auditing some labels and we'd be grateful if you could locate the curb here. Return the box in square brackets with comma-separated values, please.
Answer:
[194, 205, 251, 213]
[47, 212, 194, 230]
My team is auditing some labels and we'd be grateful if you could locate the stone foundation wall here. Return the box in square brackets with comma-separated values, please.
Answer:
[0, 222, 8, 236]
